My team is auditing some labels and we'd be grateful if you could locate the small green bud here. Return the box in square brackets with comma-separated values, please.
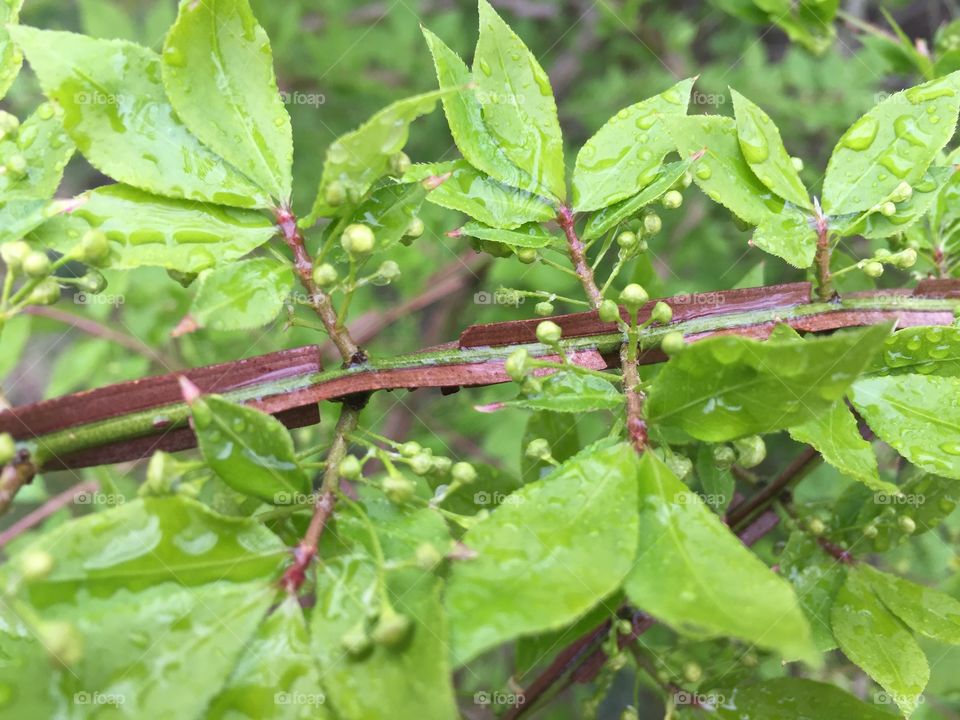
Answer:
[525, 438, 552, 461]
[733, 435, 766, 469]
[341, 223, 376, 255]
[431, 456, 452, 474]
[38, 620, 84, 667]
[642, 213, 662, 235]
[878, 201, 896, 217]
[389, 151, 411, 176]
[0, 433, 15, 465]
[650, 301, 672, 325]
[890, 181, 913, 203]
[19, 549, 54, 582]
[79, 229, 110, 265]
[372, 260, 400, 285]
[312, 262, 338, 287]
[338, 455, 362, 479]
[863, 260, 884, 278]
[451, 461, 477, 485]
[681, 170, 693, 188]
[383, 475, 416, 504]
[863, 524, 879, 539]
[28, 278, 60, 306]
[620, 708, 640, 720]
[415, 542, 443, 570]
[504, 348, 530, 382]
[616, 230, 638, 249]
[516, 247, 537, 264]
[898, 515, 917, 535]
[662, 189, 683, 209]
[807, 517, 826, 536]
[405, 216, 425, 238]
[536, 320, 562, 345]
[0, 111, 19, 139]
[893, 248, 917, 269]
[598, 299, 620, 324]
[340, 621, 371, 657]
[619, 283, 648, 309]
[324, 180, 346, 207]
[5, 153, 27, 177]
[22, 251, 50, 278]
[790, 156, 804, 172]
[664, 453, 693, 480]
[399, 441, 421, 458]
[77, 269, 107, 294]
[371, 607, 411, 647]
[534, 301, 554, 317]
[0, 240, 30, 272]
[712, 444, 736, 470]
[683, 661, 703, 684]
[409, 453, 433, 476]
[660, 330, 685, 355]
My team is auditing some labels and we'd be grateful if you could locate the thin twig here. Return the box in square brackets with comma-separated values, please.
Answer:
[0, 480, 98, 548]
[557, 206, 603, 309]
[726, 447, 821, 529]
[813, 199, 833, 301]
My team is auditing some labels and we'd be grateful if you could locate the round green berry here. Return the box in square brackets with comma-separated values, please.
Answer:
[807, 517, 826, 536]
[643, 213, 662, 235]
[415, 542, 443, 570]
[536, 320, 562, 345]
[890, 181, 912, 202]
[451, 461, 477, 485]
[598, 299, 620, 324]
[77, 269, 107, 294]
[712, 444, 736, 470]
[0, 432, 15, 465]
[616, 231, 638, 249]
[431, 456, 452, 474]
[0, 240, 30, 272]
[406, 216, 425, 238]
[525, 438, 552, 460]
[650, 301, 672, 325]
[619, 283, 648, 309]
[373, 260, 401, 285]
[662, 190, 683, 209]
[733, 435, 766, 469]
[312, 262, 338, 287]
[863, 524, 879, 539]
[324, 180, 346, 207]
[409, 453, 433, 476]
[371, 607, 411, 647]
[19, 549, 54, 582]
[22, 251, 50, 278]
[5, 153, 27, 177]
[893, 248, 917, 269]
[79, 229, 110, 265]
[341, 223, 376, 255]
[790, 156, 804, 172]
[399, 441, 421, 458]
[535, 301, 554, 317]
[517, 247, 538, 264]
[39, 620, 84, 667]
[389, 151, 411, 176]
[340, 622, 371, 656]
[683, 661, 703, 684]
[383, 475, 416, 504]
[879, 201, 896, 217]
[660, 330, 685, 355]
[898, 515, 917, 534]
[338, 455, 362, 479]
[28, 278, 60, 306]
[862, 260, 884, 278]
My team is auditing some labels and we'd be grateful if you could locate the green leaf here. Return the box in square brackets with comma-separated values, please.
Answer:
[503, 371, 623, 413]
[0, 104, 75, 202]
[572, 78, 694, 212]
[779, 532, 844, 652]
[436, 463, 522, 517]
[831, 566, 929, 717]
[189, 394, 310, 504]
[766, 0, 839, 55]
[445, 442, 640, 665]
[622, 453, 817, 664]
[731, 89, 810, 208]
[458, 220, 557, 248]
[833, 166, 952, 239]
[647, 325, 890, 442]
[191, 257, 293, 331]
[850, 375, 960, 480]
[582, 159, 692, 242]
[13, 582, 273, 718]
[10, 496, 286, 607]
[34, 184, 277, 273]
[861, 565, 960, 645]
[307, 90, 446, 221]
[0, 200, 56, 245]
[750, 205, 817, 268]
[868, 325, 960, 377]
[208, 596, 333, 719]
[8, 26, 270, 208]
[715, 678, 895, 720]
[162, 0, 293, 203]
[669, 114, 781, 225]
[695, 444, 734, 514]
[822, 72, 960, 215]
[404, 160, 554, 228]
[789, 401, 895, 494]
[0, 314, 30, 377]
[474, 0, 565, 201]
[421, 27, 535, 195]
[0, 0, 24, 99]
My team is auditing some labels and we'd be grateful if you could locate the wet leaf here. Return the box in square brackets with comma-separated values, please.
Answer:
[163, 0, 293, 203]
[779, 532, 844, 652]
[715, 678, 894, 720]
[404, 160, 554, 229]
[0, 0, 24, 99]
[189, 394, 310, 505]
[9, 496, 286, 607]
[0, 104, 75, 202]
[750, 205, 817, 268]
[520, 410, 582, 483]
[445, 442, 640, 666]
[647, 325, 890, 442]
[789, 401, 895, 494]
[32, 184, 277, 273]
[306, 90, 446, 221]
[622, 453, 818, 664]
[504, 371, 623, 413]
[474, 0, 565, 201]
[731, 88, 810, 208]
[572, 77, 694, 212]
[458, 220, 557, 248]
[191, 257, 293, 331]
[822, 71, 960, 215]
[861, 565, 960, 645]
[850, 375, 960, 480]
[331, 180, 427, 260]
[421, 27, 535, 195]
[9, 26, 270, 207]
[868, 325, 960, 377]
[831, 566, 928, 718]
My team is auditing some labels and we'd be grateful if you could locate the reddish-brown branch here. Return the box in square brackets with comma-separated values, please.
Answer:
[620, 343, 647, 453]
[725, 447, 821, 529]
[279, 489, 335, 592]
[557, 206, 603, 308]
[813, 203, 833, 301]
